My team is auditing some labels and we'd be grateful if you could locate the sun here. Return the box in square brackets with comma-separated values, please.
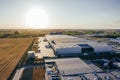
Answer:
[25, 7, 49, 29]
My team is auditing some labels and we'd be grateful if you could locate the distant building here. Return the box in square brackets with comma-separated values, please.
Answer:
[49, 32, 62, 35]
[85, 33, 106, 37]
[113, 62, 120, 68]
[110, 38, 120, 44]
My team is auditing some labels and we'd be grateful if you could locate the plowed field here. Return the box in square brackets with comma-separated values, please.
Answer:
[0, 38, 33, 80]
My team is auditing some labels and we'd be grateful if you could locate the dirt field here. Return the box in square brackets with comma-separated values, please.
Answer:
[0, 38, 33, 80]
[20, 66, 45, 80]
[32, 66, 45, 80]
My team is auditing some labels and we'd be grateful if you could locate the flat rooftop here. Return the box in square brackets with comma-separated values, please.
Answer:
[46, 35, 112, 51]
[62, 76, 81, 80]
[45, 58, 120, 80]
[96, 73, 117, 80]
[45, 58, 95, 75]
[111, 71, 120, 76]
[84, 74, 97, 80]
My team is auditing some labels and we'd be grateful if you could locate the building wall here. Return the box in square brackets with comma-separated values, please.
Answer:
[46, 35, 112, 56]
[55, 47, 82, 56]
[91, 46, 112, 53]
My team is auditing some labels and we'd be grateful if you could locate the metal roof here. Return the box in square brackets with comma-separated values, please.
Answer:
[45, 58, 94, 75]
[84, 74, 97, 80]
[62, 76, 81, 80]
[46, 35, 112, 51]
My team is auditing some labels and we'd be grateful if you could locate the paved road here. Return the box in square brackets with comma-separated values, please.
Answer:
[13, 67, 24, 80]
[13, 65, 44, 80]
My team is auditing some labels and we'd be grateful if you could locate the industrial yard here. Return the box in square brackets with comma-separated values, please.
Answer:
[12, 33, 120, 80]
[35, 37, 55, 58]
[0, 0, 120, 79]
[45, 58, 120, 80]
[11, 33, 120, 80]
[1, 31, 119, 80]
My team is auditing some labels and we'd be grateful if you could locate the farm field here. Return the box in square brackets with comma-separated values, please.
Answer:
[0, 38, 33, 80]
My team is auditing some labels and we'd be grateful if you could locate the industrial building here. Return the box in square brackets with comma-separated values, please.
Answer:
[110, 37, 120, 44]
[45, 35, 112, 56]
[45, 58, 96, 80]
[45, 58, 120, 80]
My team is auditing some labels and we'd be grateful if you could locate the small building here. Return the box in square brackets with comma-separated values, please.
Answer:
[27, 51, 35, 58]
[113, 62, 120, 68]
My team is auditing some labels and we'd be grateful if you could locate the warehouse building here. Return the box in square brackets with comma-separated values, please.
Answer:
[45, 35, 112, 56]
[110, 37, 120, 44]
[45, 58, 95, 80]
[45, 58, 119, 80]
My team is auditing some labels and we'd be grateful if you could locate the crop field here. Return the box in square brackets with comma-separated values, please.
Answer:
[0, 38, 33, 80]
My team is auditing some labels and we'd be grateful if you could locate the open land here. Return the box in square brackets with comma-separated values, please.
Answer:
[0, 38, 33, 80]
[20, 66, 45, 80]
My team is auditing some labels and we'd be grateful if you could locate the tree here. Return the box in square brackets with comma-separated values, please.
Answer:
[14, 31, 19, 35]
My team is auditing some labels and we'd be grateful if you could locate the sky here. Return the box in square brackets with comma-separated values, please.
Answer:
[0, 0, 120, 29]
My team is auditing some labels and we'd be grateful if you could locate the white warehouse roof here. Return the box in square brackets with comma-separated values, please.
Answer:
[46, 35, 112, 55]
[45, 58, 94, 75]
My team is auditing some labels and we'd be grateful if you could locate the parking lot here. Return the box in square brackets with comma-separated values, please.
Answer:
[35, 37, 55, 58]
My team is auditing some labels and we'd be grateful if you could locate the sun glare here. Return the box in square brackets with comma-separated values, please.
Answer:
[25, 7, 49, 29]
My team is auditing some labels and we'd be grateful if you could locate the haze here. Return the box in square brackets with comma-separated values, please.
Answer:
[0, 0, 120, 29]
